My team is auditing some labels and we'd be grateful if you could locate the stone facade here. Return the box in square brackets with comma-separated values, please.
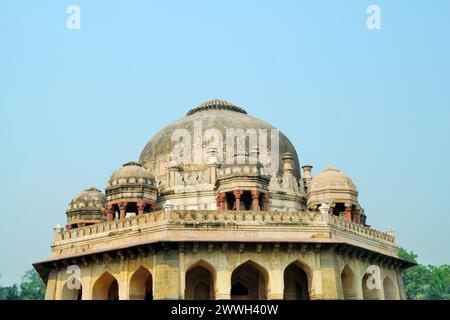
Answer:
[34, 99, 413, 300]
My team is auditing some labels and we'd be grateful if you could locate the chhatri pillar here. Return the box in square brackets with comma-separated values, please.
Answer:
[345, 203, 352, 223]
[106, 204, 114, 221]
[354, 206, 361, 224]
[216, 192, 226, 211]
[150, 200, 157, 212]
[233, 190, 243, 212]
[263, 193, 270, 212]
[328, 203, 335, 216]
[118, 201, 127, 220]
[251, 190, 260, 211]
[137, 201, 145, 216]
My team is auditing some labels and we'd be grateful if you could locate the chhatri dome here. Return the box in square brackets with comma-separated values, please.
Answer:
[66, 188, 106, 229]
[35, 99, 413, 301]
[139, 99, 302, 180]
[307, 167, 363, 224]
[107, 161, 155, 187]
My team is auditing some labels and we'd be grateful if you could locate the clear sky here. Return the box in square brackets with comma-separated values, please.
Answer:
[0, 1, 449, 285]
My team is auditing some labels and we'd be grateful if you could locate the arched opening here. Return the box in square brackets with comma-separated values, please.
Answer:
[240, 192, 252, 210]
[224, 191, 256, 211]
[341, 265, 357, 300]
[283, 262, 310, 300]
[185, 263, 215, 300]
[231, 282, 249, 296]
[129, 267, 153, 300]
[362, 273, 381, 300]
[383, 277, 397, 300]
[226, 192, 236, 210]
[61, 282, 82, 300]
[231, 261, 268, 300]
[92, 272, 119, 300]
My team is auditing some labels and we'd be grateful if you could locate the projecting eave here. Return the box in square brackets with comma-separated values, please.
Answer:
[33, 239, 415, 284]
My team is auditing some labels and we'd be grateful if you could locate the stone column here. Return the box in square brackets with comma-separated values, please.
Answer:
[354, 206, 361, 224]
[137, 201, 145, 216]
[301, 164, 313, 190]
[168, 157, 179, 188]
[251, 190, 260, 211]
[150, 200, 157, 212]
[178, 246, 185, 300]
[318, 203, 330, 224]
[268, 268, 284, 300]
[118, 202, 127, 220]
[217, 192, 226, 211]
[118, 276, 129, 300]
[233, 190, 243, 212]
[207, 147, 219, 185]
[319, 250, 340, 299]
[345, 204, 352, 223]
[215, 270, 231, 300]
[263, 193, 270, 212]
[44, 270, 58, 300]
[153, 249, 180, 300]
[328, 203, 335, 216]
[106, 205, 114, 221]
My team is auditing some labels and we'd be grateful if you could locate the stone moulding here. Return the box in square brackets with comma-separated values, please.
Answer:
[51, 210, 397, 260]
[56, 210, 394, 243]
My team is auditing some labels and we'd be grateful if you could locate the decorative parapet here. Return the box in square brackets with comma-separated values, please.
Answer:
[54, 210, 395, 244]
[218, 165, 266, 177]
[328, 215, 395, 243]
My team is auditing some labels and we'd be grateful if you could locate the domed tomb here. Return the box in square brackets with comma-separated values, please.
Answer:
[139, 99, 302, 186]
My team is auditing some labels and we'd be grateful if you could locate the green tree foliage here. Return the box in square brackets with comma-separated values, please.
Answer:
[399, 248, 450, 300]
[19, 269, 46, 300]
[0, 269, 45, 300]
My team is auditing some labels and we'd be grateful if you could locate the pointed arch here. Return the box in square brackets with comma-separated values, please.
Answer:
[185, 260, 216, 300]
[129, 266, 153, 300]
[283, 261, 311, 300]
[231, 260, 269, 300]
[61, 281, 82, 300]
[341, 265, 357, 300]
[92, 272, 119, 300]
[361, 272, 381, 300]
[383, 276, 397, 300]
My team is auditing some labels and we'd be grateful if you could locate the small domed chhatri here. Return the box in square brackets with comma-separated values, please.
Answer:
[105, 162, 158, 220]
[34, 99, 413, 301]
[107, 161, 155, 187]
[66, 188, 106, 229]
[307, 167, 364, 225]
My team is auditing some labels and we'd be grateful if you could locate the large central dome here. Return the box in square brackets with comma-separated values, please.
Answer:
[139, 99, 301, 180]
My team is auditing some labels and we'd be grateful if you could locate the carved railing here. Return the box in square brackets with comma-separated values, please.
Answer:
[55, 210, 395, 244]
[328, 215, 395, 243]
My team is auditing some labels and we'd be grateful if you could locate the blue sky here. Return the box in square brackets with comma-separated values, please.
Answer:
[0, 1, 449, 285]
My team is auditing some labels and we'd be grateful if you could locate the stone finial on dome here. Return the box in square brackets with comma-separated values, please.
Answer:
[186, 99, 247, 116]
[123, 161, 143, 168]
